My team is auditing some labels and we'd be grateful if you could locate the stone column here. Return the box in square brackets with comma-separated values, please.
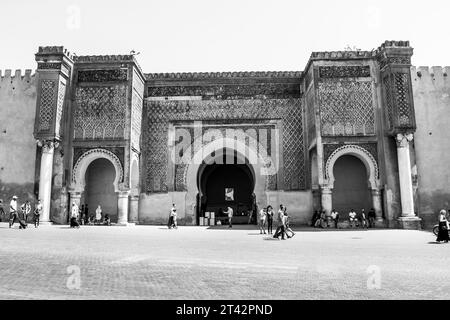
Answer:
[129, 195, 139, 224]
[396, 133, 421, 228]
[312, 188, 321, 211]
[320, 186, 332, 215]
[117, 190, 131, 226]
[38, 141, 56, 224]
[371, 189, 384, 225]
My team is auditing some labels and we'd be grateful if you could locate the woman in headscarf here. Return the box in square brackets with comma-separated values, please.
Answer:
[436, 209, 450, 243]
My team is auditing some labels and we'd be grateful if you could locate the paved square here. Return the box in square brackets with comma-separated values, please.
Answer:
[0, 223, 447, 299]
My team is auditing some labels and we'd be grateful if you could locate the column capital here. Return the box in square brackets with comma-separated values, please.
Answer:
[37, 139, 59, 152]
[320, 185, 333, 193]
[395, 133, 413, 148]
[117, 190, 131, 198]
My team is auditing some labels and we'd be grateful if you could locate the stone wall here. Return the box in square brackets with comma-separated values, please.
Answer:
[412, 66, 450, 228]
[0, 70, 37, 217]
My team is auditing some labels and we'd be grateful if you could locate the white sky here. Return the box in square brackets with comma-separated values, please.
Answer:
[0, 0, 448, 72]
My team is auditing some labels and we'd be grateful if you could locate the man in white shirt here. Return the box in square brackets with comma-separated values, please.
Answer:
[330, 209, 339, 229]
[95, 205, 102, 225]
[70, 202, 80, 228]
[9, 195, 18, 228]
[349, 209, 357, 228]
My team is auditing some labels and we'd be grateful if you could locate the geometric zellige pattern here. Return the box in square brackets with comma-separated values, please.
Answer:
[318, 80, 375, 136]
[394, 73, 412, 127]
[131, 90, 143, 150]
[142, 98, 305, 193]
[305, 88, 315, 145]
[38, 80, 57, 132]
[383, 74, 394, 130]
[73, 85, 127, 140]
[55, 81, 66, 136]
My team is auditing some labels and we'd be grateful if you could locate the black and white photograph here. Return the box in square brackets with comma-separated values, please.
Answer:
[0, 0, 449, 312]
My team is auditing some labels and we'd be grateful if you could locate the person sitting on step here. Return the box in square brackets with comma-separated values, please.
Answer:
[349, 209, 358, 228]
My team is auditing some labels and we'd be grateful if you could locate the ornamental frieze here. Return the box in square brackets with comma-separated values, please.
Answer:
[77, 69, 128, 82]
[147, 83, 300, 99]
[318, 66, 371, 78]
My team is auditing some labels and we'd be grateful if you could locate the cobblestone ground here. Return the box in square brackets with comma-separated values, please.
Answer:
[0, 223, 448, 300]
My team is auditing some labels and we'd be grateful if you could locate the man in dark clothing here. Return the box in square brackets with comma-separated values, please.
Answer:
[368, 208, 376, 228]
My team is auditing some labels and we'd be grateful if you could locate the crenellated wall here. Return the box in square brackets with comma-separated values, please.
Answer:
[0, 69, 37, 214]
[411, 66, 450, 228]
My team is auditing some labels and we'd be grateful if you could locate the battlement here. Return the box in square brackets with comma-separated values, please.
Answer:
[0, 69, 35, 82]
[74, 54, 144, 78]
[310, 50, 375, 60]
[38, 46, 74, 60]
[145, 71, 303, 80]
[412, 66, 450, 78]
[74, 54, 135, 63]
[378, 40, 410, 50]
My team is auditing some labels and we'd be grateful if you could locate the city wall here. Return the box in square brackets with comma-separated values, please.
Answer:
[0, 70, 37, 216]
[412, 66, 450, 228]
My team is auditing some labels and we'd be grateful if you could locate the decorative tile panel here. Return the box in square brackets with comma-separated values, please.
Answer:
[73, 85, 127, 140]
[77, 69, 128, 83]
[38, 80, 57, 132]
[319, 66, 371, 78]
[318, 80, 375, 136]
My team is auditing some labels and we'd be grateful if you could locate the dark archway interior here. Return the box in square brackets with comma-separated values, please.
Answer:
[198, 155, 255, 224]
[333, 155, 371, 218]
[83, 158, 118, 222]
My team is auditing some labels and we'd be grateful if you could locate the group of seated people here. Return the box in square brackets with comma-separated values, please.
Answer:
[77, 204, 111, 226]
[311, 208, 377, 229]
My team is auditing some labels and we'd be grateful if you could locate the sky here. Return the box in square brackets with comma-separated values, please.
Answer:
[0, 0, 448, 73]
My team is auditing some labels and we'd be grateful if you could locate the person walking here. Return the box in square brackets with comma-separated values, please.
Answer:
[258, 207, 267, 234]
[360, 209, 368, 229]
[168, 203, 176, 229]
[9, 196, 19, 228]
[368, 208, 376, 228]
[20, 200, 31, 223]
[171, 206, 178, 229]
[273, 205, 286, 240]
[266, 205, 274, 234]
[34, 199, 42, 228]
[436, 209, 450, 243]
[284, 206, 295, 238]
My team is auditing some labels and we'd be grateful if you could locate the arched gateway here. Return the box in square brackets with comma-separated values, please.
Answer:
[321, 144, 383, 222]
[69, 148, 130, 224]
[183, 137, 274, 225]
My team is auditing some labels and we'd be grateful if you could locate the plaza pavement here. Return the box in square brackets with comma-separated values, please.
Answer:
[0, 222, 448, 300]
